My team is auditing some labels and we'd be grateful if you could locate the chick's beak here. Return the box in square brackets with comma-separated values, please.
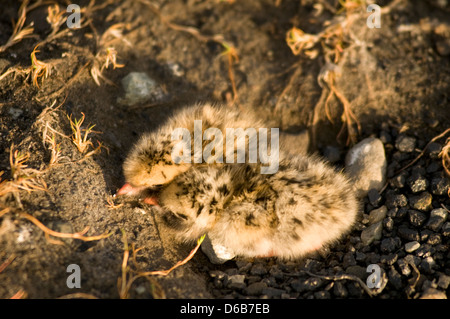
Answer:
[117, 183, 142, 196]
[116, 183, 159, 206]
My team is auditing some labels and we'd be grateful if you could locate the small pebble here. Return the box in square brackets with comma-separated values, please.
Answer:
[437, 273, 450, 290]
[395, 135, 416, 153]
[368, 206, 388, 225]
[409, 192, 433, 211]
[380, 237, 401, 253]
[383, 217, 395, 232]
[398, 225, 420, 241]
[407, 172, 429, 193]
[385, 192, 408, 209]
[390, 172, 408, 188]
[380, 253, 398, 265]
[442, 222, 450, 236]
[419, 256, 436, 274]
[397, 258, 411, 276]
[404, 241, 420, 253]
[118, 72, 165, 106]
[426, 208, 447, 231]
[245, 282, 268, 296]
[430, 175, 450, 195]
[227, 274, 246, 290]
[426, 142, 442, 159]
[361, 221, 383, 245]
[408, 210, 428, 227]
[250, 263, 268, 276]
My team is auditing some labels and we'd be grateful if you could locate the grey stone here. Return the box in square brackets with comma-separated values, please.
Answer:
[345, 137, 387, 198]
[201, 234, 235, 264]
[430, 175, 450, 195]
[383, 217, 395, 232]
[442, 222, 450, 236]
[355, 251, 366, 262]
[368, 206, 387, 225]
[361, 221, 383, 245]
[409, 192, 433, 211]
[118, 72, 165, 106]
[425, 208, 448, 231]
[416, 244, 435, 258]
[227, 274, 246, 289]
[390, 171, 408, 188]
[395, 135, 416, 152]
[398, 225, 420, 241]
[380, 237, 401, 253]
[419, 257, 436, 274]
[404, 241, 420, 253]
[407, 173, 429, 193]
[381, 253, 398, 265]
[397, 258, 411, 276]
[250, 263, 268, 276]
[437, 273, 450, 289]
[8, 107, 23, 120]
[427, 233, 441, 245]
[385, 192, 408, 209]
[408, 210, 428, 227]
[245, 281, 268, 296]
[426, 142, 442, 159]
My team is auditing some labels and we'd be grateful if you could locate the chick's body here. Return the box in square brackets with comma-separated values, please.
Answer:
[158, 154, 359, 259]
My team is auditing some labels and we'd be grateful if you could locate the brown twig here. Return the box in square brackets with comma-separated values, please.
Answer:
[17, 212, 111, 244]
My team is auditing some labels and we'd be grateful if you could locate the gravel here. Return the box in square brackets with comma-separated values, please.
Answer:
[204, 124, 450, 299]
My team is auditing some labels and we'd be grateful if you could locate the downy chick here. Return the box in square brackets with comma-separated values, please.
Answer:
[119, 102, 271, 197]
[156, 154, 359, 260]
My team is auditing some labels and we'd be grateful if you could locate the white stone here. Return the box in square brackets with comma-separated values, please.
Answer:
[201, 234, 235, 264]
[345, 137, 387, 198]
[404, 241, 420, 253]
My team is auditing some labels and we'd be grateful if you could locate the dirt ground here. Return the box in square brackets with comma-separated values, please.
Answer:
[0, 0, 449, 299]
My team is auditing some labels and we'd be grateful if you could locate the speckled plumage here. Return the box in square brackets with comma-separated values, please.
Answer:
[157, 154, 359, 259]
[122, 103, 268, 189]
